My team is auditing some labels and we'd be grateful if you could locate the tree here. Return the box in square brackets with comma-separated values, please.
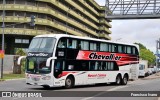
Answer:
[14, 48, 26, 74]
[15, 48, 26, 56]
[134, 43, 156, 66]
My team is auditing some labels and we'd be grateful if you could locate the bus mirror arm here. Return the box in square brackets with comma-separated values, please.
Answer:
[46, 57, 57, 67]
[17, 56, 26, 65]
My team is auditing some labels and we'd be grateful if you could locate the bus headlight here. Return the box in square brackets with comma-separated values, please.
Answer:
[26, 74, 30, 79]
[42, 76, 51, 80]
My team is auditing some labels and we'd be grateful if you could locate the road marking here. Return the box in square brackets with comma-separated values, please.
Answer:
[106, 85, 128, 91]
[81, 85, 128, 100]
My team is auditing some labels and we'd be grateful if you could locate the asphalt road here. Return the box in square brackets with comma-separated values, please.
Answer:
[0, 77, 160, 100]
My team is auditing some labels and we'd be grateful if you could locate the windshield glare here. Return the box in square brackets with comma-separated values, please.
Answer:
[28, 37, 56, 53]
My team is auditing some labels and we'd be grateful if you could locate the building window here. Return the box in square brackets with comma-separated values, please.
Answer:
[38, 14, 46, 19]
[14, 24, 24, 28]
[6, 0, 14, 4]
[6, 12, 13, 16]
[15, 0, 26, 4]
[15, 39, 29, 44]
[15, 39, 21, 43]
[27, 1, 35, 6]
[15, 12, 25, 17]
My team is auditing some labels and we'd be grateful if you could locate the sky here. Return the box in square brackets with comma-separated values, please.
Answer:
[95, 0, 160, 53]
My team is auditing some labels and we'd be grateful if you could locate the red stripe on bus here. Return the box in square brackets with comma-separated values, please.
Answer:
[58, 72, 77, 78]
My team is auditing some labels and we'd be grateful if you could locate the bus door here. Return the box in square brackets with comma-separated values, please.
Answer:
[54, 60, 63, 79]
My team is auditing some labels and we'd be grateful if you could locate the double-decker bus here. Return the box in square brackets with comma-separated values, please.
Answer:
[18, 34, 139, 89]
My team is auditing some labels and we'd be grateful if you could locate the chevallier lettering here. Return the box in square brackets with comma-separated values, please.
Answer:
[89, 53, 122, 61]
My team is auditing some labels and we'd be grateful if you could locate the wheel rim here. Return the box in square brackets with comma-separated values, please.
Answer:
[116, 76, 120, 84]
[123, 77, 127, 84]
[66, 78, 71, 87]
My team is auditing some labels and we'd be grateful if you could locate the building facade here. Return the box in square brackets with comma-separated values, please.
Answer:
[0, 0, 112, 54]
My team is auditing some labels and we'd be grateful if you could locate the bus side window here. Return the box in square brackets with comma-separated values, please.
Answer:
[118, 45, 123, 53]
[81, 61, 89, 71]
[112, 44, 117, 52]
[58, 38, 66, 48]
[108, 44, 112, 52]
[98, 62, 102, 70]
[123, 45, 127, 53]
[127, 46, 132, 54]
[67, 39, 77, 49]
[102, 62, 107, 70]
[100, 43, 108, 52]
[90, 61, 95, 71]
[81, 41, 89, 50]
[95, 62, 98, 70]
[90, 42, 97, 51]
[67, 39, 72, 48]
[110, 62, 114, 70]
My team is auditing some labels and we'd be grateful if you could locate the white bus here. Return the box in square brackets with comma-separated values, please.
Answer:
[18, 34, 139, 89]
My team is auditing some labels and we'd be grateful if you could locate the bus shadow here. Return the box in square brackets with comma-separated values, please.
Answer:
[29, 83, 118, 91]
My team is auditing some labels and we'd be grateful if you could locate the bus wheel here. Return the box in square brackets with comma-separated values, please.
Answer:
[121, 75, 128, 85]
[115, 75, 122, 85]
[43, 85, 50, 89]
[65, 77, 74, 89]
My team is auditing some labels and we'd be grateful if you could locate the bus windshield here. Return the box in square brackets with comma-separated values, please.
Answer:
[26, 57, 51, 74]
[28, 37, 56, 53]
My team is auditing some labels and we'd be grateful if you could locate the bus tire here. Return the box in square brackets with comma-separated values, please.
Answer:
[121, 75, 128, 85]
[42, 85, 50, 89]
[115, 75, 122, 85]
[65, 76, 74, 89]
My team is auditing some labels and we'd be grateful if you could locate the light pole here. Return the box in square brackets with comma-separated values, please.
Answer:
[1, 0, 6, 79]
[116, 38, 122, 41]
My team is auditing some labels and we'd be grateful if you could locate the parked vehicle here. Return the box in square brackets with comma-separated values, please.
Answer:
[139, 64, 145, 77]
[148, 68, 153, 75]
[139, 60, 148, 78]
[151, 67, 156, 74]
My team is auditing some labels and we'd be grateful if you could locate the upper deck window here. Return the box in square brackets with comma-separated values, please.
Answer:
[90, 42, 97, 51]
[81, 41, 89, 50]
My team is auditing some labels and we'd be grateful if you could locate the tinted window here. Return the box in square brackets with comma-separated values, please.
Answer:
[127, 46, 132, 54]
[90, 42, 97, 51]
[100, 43, 108, 51]
[81, 41, 89, 50]
[58, 38, 66, 48]
[118, 45, 123, 53]
[67, 39, 77, 49]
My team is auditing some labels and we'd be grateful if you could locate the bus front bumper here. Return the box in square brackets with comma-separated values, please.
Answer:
[25, 74, 53, 87]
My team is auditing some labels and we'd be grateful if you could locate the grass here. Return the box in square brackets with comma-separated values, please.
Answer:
[0, 73, 25, 80]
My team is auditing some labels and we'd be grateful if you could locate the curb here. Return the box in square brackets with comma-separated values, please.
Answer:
[141, 76, 160, 80]
[0, 78, 25, 82]
[0, 80, 5, 82]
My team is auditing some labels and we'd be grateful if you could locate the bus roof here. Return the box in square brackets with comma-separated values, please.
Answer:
[34, 34, 138, 47]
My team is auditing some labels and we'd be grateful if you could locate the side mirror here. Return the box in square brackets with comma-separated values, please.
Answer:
[46, 57, 57, 67]
[17, 56, 26, 65]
